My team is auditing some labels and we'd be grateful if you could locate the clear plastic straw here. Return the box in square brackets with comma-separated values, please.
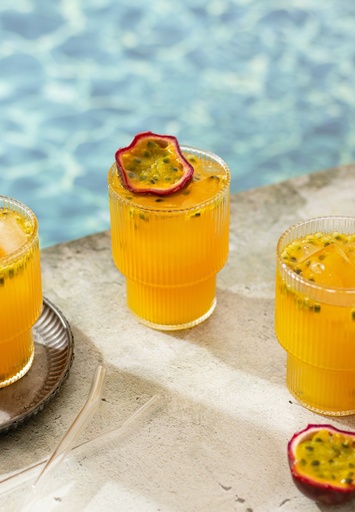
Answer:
[15, 364, 107, 511]
[0, 390, 160, 499]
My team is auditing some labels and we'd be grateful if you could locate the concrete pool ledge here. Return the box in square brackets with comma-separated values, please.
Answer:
[1, 163, 355, 511]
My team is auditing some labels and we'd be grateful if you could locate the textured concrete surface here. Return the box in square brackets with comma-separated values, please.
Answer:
[0, 164, 355, 511]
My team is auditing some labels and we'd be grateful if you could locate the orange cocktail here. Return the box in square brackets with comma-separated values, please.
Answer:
[275, 216, 355, 415]
[0, 196, 42, 387]
[108, 146, 230, 330]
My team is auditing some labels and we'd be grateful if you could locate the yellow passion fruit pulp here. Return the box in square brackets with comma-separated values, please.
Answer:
[288, 424, 355, 505]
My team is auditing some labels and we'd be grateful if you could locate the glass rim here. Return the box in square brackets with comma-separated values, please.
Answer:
[108, 145, 231, 214]
[276, 215, 355, 296]
[0, 195, 39, 265]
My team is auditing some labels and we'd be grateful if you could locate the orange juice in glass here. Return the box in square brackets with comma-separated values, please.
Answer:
[275, 216, 355, 415]
[0, 196, 42, 387]
[108, 141, 230, 330]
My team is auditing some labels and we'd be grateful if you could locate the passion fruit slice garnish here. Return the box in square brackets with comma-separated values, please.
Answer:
[288, 424, 355, 505]
[115, 131, 194, 196]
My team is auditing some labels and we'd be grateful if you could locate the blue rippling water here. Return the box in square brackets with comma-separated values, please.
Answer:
[0, 0, 355, 247]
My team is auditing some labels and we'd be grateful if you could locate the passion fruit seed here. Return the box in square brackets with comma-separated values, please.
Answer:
[288, 424, 355, 505]
[279, 282, 321, 313]
[115, 131, 194, 196]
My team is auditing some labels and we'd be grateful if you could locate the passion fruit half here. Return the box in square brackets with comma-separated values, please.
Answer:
[115, 131, 194, 195]
[288, 424, 355, 505]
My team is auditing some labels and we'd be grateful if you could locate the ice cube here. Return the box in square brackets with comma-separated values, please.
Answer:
[306, 243, 355, 287]
[297, 242, 325, 264]
[0, 213, 27, 256]
[344, 241, 355, 266]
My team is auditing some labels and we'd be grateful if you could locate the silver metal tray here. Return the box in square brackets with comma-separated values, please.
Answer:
[0, 298, 74, 434]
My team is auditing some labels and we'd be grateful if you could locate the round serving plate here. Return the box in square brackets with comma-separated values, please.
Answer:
[0, 297, 74, 434]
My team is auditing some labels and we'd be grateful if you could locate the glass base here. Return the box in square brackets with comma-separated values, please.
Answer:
[0, 330, 35, 388]
[287, 353, 355, 416]
[126, 275, 217, 330]
[133, 298, 216, 331]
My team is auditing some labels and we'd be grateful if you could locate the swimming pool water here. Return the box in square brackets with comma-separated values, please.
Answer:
[1, 0, 355, 247]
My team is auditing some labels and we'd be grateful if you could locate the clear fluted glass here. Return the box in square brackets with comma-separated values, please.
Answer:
[275, 216, 355, 415]
[108, 146, 230, 330]
[0, 196, 42, 387]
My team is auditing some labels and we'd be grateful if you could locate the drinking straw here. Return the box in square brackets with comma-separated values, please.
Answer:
[15, 364, 107, 511]
[0, 388, 160, 500]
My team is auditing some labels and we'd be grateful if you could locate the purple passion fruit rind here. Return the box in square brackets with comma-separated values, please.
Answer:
[115, 131, 194, 196]
[288, 424, 355, 505]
